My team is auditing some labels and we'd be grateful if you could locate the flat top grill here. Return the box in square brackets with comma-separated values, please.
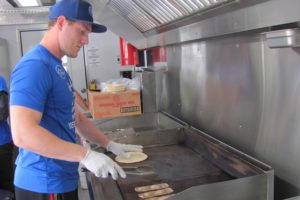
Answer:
[117, 144, 232, 200]
[87, 125, 272, 200]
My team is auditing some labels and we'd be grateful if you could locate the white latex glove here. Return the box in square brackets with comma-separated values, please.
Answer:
[80, 148, 126, 180]
[106, 141, 143, 158]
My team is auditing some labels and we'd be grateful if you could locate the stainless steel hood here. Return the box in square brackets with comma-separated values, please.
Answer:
[108, 0, 235, 33]
[0, 7, 49, 25]
[88, 0, 300, 49]
[1, 0, 300, 49]
[0, 0, 50, 25]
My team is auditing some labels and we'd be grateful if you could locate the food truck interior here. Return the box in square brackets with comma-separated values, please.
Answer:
[0, 0, 300, 199]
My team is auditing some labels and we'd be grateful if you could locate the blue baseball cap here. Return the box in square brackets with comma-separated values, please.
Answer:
[49, 0, 107, 33]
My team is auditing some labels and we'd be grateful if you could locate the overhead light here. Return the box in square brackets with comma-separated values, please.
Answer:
[16, 0, 39, 7]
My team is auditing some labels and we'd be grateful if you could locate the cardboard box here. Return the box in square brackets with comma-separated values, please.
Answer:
[88, 90, 141, 119]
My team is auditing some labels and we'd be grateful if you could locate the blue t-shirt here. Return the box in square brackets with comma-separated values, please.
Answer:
[0, 76, 12, 145]
[10, 45, 78, 193]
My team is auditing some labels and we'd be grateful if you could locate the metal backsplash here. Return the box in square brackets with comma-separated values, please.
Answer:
[156, 29, 300, 199]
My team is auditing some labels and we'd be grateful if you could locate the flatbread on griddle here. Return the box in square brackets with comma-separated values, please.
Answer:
[115, 152, 148, 163]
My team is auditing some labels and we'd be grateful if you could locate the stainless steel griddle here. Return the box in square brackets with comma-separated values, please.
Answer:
[116, 144, 232, 200]
[86, 115, 273, 200]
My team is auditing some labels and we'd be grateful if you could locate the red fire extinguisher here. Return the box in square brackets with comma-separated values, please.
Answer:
[119, 37, 139, 66]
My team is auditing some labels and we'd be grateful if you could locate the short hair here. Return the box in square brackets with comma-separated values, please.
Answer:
[48, 18, 75, 29]
[48, 19, 57, 29]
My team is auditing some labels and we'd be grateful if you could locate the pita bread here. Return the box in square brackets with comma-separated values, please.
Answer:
[115, 152, 148, 163]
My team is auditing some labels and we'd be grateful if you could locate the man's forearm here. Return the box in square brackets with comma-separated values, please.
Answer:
[76, 112, 110, 147]
[11, 105, 87, 162]
[14, 124, 87, 162]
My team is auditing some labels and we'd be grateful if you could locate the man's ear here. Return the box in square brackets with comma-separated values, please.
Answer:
[56, 16, 67, 31]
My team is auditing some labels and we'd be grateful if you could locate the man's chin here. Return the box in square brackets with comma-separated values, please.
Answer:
[66, 53, 78, 58]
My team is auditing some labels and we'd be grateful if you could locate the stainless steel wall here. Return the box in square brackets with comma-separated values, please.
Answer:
[0, 38, 10, 82]
[159, 32, 300, 199]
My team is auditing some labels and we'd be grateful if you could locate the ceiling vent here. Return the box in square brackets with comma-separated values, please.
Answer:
[108, 0, 235, 33]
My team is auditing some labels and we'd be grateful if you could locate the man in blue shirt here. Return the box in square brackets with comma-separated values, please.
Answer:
[9, 0, 143, 199]
[0, 75, 14, 194]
